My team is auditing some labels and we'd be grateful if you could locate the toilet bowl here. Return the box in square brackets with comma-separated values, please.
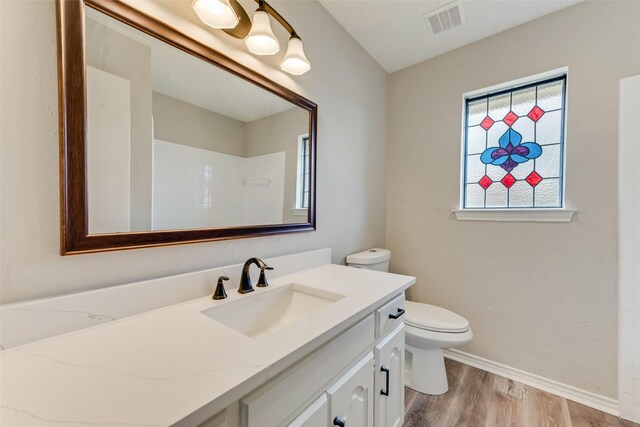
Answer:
[345, 248, 473, 396]
[404, 301, 473, 395]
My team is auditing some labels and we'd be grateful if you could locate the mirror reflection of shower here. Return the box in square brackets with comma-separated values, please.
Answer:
[84, 7, 310, 234]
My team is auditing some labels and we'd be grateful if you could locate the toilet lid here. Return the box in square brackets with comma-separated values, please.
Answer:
[404, 301, 470, 333]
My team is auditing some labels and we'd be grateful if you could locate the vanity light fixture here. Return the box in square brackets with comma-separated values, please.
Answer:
[281, 35, 311, 75]
[192, 0, 311, 75]
[245, 5, 280, 55]
[191, 0, 239, 29]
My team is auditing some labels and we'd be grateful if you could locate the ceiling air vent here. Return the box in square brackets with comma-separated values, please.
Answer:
[424, 1, 465, 35]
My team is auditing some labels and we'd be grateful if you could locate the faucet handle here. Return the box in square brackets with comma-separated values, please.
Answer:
[212, 276, 229, 300]
[256, 266, 273, 288]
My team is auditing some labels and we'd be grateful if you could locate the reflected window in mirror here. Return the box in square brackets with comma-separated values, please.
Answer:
[295, 135, 310, 214]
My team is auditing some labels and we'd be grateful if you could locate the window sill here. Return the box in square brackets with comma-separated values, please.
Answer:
[452, 208, 575, 222]
[291, 208, 308, 217]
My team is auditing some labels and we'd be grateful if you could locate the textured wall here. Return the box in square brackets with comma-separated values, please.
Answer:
[386, 1, 640, 398]
[0, 0, 387, 303]
[152, 92, 246, 156]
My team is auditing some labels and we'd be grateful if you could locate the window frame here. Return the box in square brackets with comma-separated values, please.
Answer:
[455, 67, 575, 222]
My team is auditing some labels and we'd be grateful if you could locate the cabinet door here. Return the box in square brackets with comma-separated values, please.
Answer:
[288, 394, 328, 427]
[327, 353, 374, 427]
[374, 325, 405, 427]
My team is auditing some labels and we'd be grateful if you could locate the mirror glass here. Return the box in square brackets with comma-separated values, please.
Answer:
[84, 7, 310, 234]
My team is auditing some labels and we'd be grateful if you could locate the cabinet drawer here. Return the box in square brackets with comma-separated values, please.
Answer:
[375, 294, 405, 338]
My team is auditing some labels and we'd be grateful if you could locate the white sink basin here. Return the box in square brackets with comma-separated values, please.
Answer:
[201, 284, 345, 338]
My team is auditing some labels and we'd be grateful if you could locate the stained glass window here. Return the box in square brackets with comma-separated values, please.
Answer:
[463, 75, 566, 209]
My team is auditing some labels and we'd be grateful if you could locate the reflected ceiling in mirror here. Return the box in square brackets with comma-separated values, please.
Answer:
[57, 0, 316, 254]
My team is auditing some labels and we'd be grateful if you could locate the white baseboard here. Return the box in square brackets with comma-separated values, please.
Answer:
[443, 349, 619, 417]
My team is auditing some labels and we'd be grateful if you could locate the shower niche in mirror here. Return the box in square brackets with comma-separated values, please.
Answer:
[58, 0, 316, 254]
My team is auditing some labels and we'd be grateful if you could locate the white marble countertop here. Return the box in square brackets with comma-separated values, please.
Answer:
[0, 264, 414, 427]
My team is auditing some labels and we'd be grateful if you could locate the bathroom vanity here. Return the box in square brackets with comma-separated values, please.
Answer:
[0, 250, 414, 426]
[211, 288, 407, 427]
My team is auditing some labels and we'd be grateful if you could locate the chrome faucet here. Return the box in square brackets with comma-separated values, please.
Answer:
[238, 257, 273, 294]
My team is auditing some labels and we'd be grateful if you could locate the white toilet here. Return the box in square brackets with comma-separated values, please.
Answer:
[346, 248, 473, 396]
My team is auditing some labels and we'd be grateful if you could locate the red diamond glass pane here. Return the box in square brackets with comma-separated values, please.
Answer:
[528, 106, 545, 122]
[478, 175, 493, 190]
[501, 173, 516, 189]
[526, 171, 543, 187]
[503, 111, 518, 127]
[480, 116, 494, 130]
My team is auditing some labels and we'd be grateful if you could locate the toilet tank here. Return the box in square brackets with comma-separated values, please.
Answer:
[346, 248, 391, 272]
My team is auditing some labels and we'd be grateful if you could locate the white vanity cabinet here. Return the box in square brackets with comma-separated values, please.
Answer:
[206, 293, 406, 427]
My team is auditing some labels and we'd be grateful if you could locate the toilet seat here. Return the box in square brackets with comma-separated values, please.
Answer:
[405, 323, 474, 349]
[404, 301, 470, 333]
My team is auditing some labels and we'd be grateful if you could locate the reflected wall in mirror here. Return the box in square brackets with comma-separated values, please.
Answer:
[58, 0, 316, 254]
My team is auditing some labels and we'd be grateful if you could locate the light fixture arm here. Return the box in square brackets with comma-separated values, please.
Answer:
[222, 0, 299, 39]
[256, 0, 298, 38]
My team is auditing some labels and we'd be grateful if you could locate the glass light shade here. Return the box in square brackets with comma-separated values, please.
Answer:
[245, 10, 280, 55]
[192, 0, 239, 30]
[280, 37, 311, 75]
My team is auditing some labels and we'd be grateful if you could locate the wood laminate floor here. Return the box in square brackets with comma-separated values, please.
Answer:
[403, 359, 638, 427]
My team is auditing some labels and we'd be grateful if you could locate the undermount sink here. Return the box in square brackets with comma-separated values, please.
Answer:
[201, 284, 345, 338]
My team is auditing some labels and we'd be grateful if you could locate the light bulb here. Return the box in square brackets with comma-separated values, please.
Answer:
[280, 36, 311, 75]
[245, 10, 280, 55]
[192, 0, 239, 29]
[206, 0, 225, 16]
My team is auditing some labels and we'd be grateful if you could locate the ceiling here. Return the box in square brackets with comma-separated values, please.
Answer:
[149, 39, 295, 123]
[319, 0, 582, 73]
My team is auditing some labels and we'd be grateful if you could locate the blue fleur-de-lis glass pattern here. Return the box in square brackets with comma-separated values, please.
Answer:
[462, 76, 566, 209]
[480, 128, 542, 173]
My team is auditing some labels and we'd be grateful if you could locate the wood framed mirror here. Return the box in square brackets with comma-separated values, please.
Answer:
[57, 0, 317, 255]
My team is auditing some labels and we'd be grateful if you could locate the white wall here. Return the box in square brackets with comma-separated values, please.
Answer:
[386, 1, 640, 399]
[86, 66, 131, 234]
[618, 74, 640, 422]
[0, 0, 387, 304]
[86, 15, 154, 231]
